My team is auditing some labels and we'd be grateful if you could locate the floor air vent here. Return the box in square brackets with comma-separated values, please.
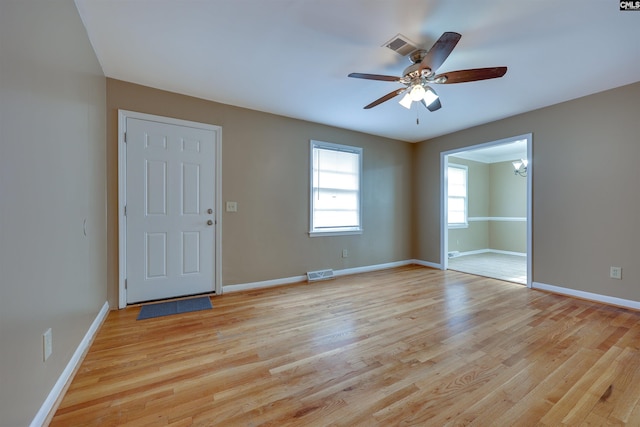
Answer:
[307, 269, 334, 282]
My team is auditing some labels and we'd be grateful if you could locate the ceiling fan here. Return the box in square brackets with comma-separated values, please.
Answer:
[348, 32, 507, 111]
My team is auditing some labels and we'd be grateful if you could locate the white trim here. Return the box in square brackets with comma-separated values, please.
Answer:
[224, 275, 307, 293]
[489, 249, 526, 257]
[117, 110, 223, 306]
[333, 260, 414, 277]
[309, 140, 363, 236]
[455, 249, 526, 257]
[309, 230, 363, 238]
[467, 217, 527, 222]
[214, 128, 223, 295]
[447, 224, 469, 229]
[411, 259, 443, 270]
[440, 133, 533, 288]
[526, 134, 533, 289]
[224, 260, 441, 293]
[532, 282, 640, 311]
[440, 153, 447, 269]
[117, 112, 127, 309]
[30, 302, 109, 427]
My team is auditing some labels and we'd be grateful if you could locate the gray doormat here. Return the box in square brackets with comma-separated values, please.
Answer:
[137, 296, 213, 320]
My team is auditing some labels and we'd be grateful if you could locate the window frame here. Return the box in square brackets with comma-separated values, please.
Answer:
[447, 163, 469, 229]
[309, 140, 363, 237]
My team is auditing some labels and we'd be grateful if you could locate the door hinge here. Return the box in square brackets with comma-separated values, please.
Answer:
[124, 205, 127, 216]
[125, 279, 127, 289]
[124, 132, 127, 143]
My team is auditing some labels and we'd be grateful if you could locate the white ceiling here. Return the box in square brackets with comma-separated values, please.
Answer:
[75, 0, 640, 143]
[450, 138, 528, 164]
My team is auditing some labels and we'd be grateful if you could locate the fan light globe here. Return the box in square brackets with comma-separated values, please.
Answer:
[423, 87, 438, 106]
[398, 92, 413, 109]
[409, 84, 426, 101]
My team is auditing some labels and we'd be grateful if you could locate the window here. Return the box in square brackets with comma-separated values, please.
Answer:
[447, 164, 468, 228]
[310, 140, 362, 236]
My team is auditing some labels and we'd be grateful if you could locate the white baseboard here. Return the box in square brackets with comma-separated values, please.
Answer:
[532, 282, 640, 311]
[30, 301, 109, 427]
[455, 248, 526, 257]
[223, 260, 440, 293]
[223, 274, 307, 293]
[411, 259, 442, 269]
[333, 260, 415, 277]
[490, 249, 527, 257]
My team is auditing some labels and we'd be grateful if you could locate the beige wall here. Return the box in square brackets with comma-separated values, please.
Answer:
[489, 161, 527, 218]
[0, 1, 107, 425]
[448, 223, 488, 253]
[3, 3, 640, 423]
[488, 161, 527, 253]
[446, 157, 527, 253]
[106, 79, 413, 306]
[489, 221, 526, 253]
[416, 81, 640, 300]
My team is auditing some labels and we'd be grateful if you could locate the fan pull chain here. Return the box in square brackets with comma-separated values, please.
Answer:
[416, 106, 420, 125]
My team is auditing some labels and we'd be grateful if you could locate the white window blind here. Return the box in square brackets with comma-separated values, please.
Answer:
[448, 164, 468, 227]
[310, 140, 362, 235]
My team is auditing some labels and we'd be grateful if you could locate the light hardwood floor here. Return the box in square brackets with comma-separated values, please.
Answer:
[51, 266, 640, 426]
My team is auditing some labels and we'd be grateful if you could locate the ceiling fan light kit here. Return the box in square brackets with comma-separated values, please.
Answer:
[349, 32, 508, 112]
[398, 85, 438, 109]
[512, 159, 528, 177]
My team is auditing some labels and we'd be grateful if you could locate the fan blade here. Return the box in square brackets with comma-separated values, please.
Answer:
[348, 73, 401, 82]
[421, 97, 441, 112]
[364, 89, 405, 109]
[419, 32, 461, 73]
[435, 67, 507, 84]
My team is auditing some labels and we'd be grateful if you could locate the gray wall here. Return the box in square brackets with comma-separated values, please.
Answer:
[416, 81, 640, 300]
[106, 79, 414, 307]
[0, 1, 107, 425]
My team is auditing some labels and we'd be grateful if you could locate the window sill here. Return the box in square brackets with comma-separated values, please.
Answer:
[309, 229, 363, 237]
[448, 224, 469, 229]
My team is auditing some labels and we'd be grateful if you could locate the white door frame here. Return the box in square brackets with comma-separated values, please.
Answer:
[440, 133, 533, 288]
[118, 110, 223, 308]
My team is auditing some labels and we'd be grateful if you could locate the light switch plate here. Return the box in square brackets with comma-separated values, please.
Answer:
[226, 201, 238, 212]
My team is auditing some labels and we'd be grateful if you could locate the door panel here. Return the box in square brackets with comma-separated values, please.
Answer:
[126, 118, 216, 303]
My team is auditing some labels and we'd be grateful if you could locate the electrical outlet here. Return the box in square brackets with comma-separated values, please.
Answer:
[610, 266, 622, 280]
[43, 328, 52, 361]
[342, 249, 349, 258]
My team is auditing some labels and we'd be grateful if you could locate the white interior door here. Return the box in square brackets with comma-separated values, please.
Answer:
[125, 117, 217, 303]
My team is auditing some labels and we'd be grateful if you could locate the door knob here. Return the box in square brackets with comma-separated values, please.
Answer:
[207, 208, 213, 214]
[207, 219, 214, 226]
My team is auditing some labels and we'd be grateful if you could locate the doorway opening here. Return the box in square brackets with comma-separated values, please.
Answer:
[440, 134, 532, 287]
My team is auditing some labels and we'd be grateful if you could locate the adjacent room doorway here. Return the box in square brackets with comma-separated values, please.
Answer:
[441, 133, 532, 287]
[118, 110, 222, 308]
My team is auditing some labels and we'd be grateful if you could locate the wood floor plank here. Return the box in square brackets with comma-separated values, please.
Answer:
[50, 266, 640, 426]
